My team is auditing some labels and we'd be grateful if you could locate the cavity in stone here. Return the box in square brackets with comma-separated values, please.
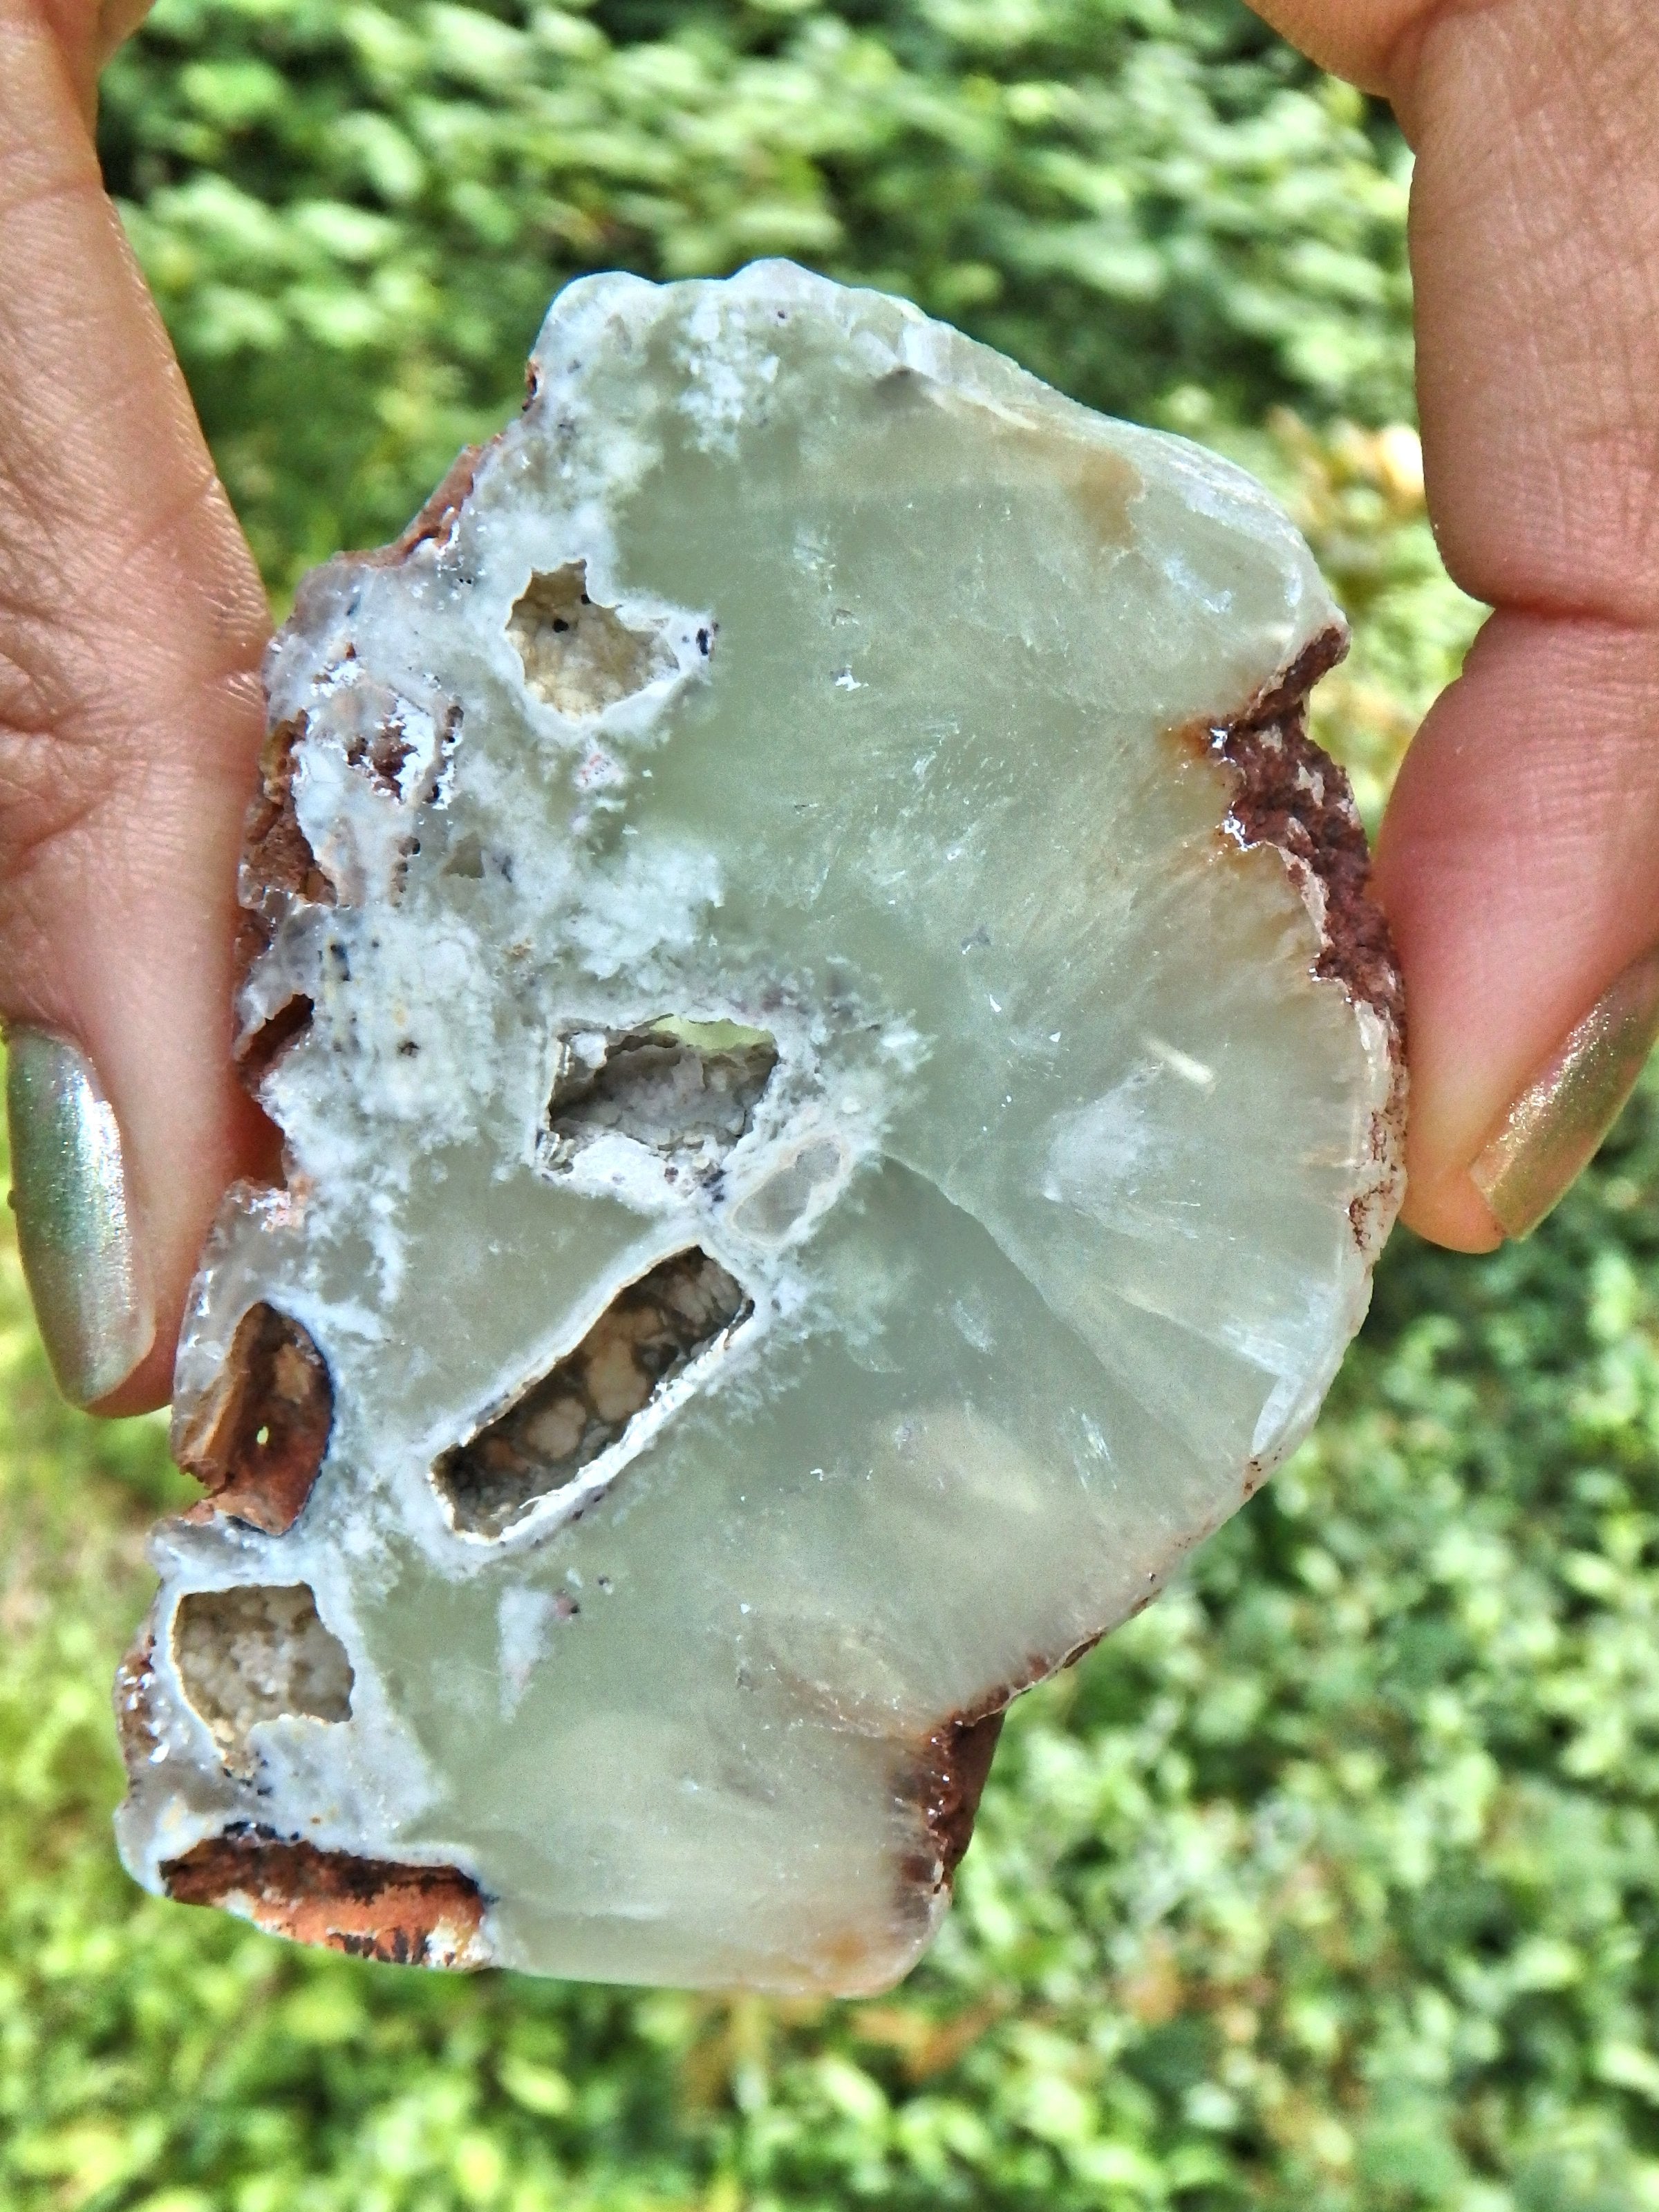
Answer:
[545, 1018, 778, 1170]
[507, 561, 676, 715]
[174, 1302, 334, 1535]
[172, 1584, 354, 1779]
[433, 1249, 751, 1537]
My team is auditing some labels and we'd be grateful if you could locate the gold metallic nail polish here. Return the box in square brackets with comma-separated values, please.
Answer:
[5, 1027, 153, 1404]
[1471, 948, 1659, 1240]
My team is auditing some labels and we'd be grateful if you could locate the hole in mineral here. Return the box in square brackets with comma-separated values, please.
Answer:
[507, 561, 677, 715]
[545, 1018, 778, 1172]
[433, 1248, 752, 1538]
[174, 1302, 334, 1535]
[171, 1584, 354, 1780]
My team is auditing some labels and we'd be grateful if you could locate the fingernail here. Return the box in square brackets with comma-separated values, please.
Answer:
[1471, 948, 1659, 1239]
[5, 1027, 154, 1404]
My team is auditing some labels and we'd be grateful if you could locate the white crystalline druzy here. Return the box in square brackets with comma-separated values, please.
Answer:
[116, 261, 1404, 1996]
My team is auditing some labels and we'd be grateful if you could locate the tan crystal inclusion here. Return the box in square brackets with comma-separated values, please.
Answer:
[117, 262, 1403, 1996]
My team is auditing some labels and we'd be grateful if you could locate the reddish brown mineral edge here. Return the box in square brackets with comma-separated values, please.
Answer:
[162, 1828, 490, 1968]
[172, 1300, 334, 1535]
[1194, 624, 1406, 1265]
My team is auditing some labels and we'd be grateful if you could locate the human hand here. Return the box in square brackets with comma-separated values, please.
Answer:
[1251, 0, 1659, 1252]
[0, 0, 270, 1412]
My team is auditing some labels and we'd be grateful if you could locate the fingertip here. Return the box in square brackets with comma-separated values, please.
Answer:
[1372, 610, 1659, 1257]
[1398, 1167, 1504, 1253]
[115, 1084, 281, 1418]
[90, 1341, 173, 1418]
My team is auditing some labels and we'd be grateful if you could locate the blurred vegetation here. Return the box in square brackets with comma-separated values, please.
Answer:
[101, 0, 1416, 585]
[8, 0, 1615, 2203]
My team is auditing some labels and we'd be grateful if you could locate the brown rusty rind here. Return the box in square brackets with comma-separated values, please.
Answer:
[114, 1624, 163, 1771]
[910, 1710, 1005, 1886]
[895, 1568, 1236, 1922]
[1195, 626, 1407, 1259]
[174, 1302, 334, 1535]
[236, 715, 335, 986]
[1210, 628, 1403, 1038]
[897, 1627, 1111, 1912]
[162, 1826, 491, 1969]
[359, 441, 490, 569]
[314, 395, 511, 583]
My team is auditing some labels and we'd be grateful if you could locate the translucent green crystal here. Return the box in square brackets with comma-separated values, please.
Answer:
[117, 263, 1403, 1996]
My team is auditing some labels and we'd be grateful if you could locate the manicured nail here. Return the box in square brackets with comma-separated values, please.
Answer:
[6, 1027, 153, 1404]
[1471, 948, 1659, 1239]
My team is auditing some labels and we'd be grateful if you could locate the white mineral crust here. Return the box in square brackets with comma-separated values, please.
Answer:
[116, 261, 1405, 1995]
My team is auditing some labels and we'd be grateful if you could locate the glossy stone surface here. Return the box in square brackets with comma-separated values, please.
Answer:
[116, 262, 1403, 1995]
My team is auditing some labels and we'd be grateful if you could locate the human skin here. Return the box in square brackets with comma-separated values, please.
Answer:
[1251, 0, 1659, 1256]
[0, 0, 1653, 1412]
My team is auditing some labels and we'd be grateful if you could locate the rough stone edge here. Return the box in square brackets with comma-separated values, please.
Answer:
[160, 1826, 494, 1969]
[121, 425, 523, 1960]
[358, 440, 492, 570]
[1194, 623, 1407, 1264]
[911, 1711, 1006, 1888]
[114, 1622, 163, 1772]
[1212, 628, 1403, 1030]
[230, 397, 520, 1070]
[890, 632, 1409, 1942]
[235, 714, 335, 989]
[891, 1621, 1111, 1953]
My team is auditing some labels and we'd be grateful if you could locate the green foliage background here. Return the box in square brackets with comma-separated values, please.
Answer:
[16, 1, 1650, 2205]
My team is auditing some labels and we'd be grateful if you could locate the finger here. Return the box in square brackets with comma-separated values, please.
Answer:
[32, 0, 156, 126]
[1244, 2, 1450, 107]
[1250, 0, 1659, 1248]
[1374, 612, 1659, 1248]
[1388, 0, 1659, 1246]
[0, 0, 272, 1409]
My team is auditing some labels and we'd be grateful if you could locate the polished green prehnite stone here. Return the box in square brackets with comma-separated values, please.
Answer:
[118, 263, 1402, 1995]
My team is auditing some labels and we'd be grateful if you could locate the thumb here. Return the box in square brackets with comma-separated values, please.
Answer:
[0, 0, 272, 1412]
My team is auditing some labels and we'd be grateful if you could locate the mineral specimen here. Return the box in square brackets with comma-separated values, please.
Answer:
[116, 261, 1405, 1996]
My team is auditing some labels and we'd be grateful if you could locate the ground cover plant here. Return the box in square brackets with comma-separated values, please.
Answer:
[17, 0, 1659, 2204]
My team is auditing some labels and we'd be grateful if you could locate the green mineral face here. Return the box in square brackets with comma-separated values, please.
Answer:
[117, 263, 1403, 1996]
